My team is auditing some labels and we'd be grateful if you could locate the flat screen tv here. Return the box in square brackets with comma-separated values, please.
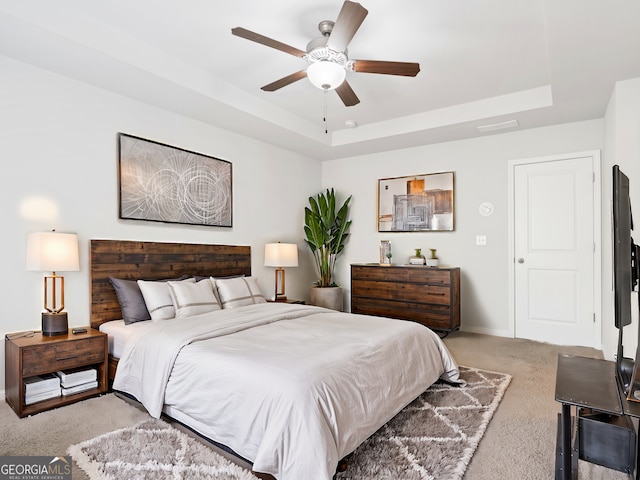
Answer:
[613, 165, 638, 394]
[613, 165, 633, 329]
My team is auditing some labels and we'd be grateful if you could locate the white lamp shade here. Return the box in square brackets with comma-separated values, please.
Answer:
[307, 61, 346, 91]
[26, 231, 80, 272]
[264, 243, 299, 267]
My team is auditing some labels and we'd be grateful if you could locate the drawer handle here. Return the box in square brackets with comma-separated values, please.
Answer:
[56, 355, 77, 361]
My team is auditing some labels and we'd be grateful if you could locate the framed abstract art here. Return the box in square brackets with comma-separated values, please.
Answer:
[118, 133, 232, 227]
[378, 171, 454, 232]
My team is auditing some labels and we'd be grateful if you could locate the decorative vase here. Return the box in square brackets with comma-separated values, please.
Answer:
[426, 248, 439, 267]
[408, 248, 426, 265]
[309, 286, 343, 311]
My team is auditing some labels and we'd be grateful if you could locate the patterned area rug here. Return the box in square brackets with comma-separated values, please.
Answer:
[336, 366, 511, 480]
[68, 366, 510, 480]
[68, 420, 259, 480]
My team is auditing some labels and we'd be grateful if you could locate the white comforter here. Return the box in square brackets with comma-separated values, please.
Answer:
[113, 303, 459, 480]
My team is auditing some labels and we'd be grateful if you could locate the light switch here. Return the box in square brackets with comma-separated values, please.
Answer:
[476, 235, 487, 246]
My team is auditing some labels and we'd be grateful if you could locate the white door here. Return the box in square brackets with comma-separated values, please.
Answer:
[513, 155, 596, 346]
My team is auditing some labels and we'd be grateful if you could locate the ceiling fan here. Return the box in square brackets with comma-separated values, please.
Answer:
[231, 1, 420, 107]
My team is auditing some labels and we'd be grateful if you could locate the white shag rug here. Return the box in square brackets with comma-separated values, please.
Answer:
[336, 366, 512, 480]
[69, 366, 510, 480]
[68, 419, 259, 480]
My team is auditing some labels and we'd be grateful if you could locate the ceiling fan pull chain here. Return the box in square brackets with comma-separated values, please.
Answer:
[324, 89, 329, 134]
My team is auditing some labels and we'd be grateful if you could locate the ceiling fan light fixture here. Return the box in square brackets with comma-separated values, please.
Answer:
[307, 61, 346, 91]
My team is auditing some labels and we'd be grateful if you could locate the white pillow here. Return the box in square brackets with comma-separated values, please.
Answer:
[215, 276, 266, 309]
[168, 278, 221, 318]
[138, 277, 195, 321]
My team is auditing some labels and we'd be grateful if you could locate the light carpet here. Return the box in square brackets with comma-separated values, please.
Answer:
[68, 366, 510, 480]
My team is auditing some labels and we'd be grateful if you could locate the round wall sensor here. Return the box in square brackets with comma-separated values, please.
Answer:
[479, 202, 494, 216]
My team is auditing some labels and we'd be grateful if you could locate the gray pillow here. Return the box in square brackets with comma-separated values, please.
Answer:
[109, 278, 151, 325]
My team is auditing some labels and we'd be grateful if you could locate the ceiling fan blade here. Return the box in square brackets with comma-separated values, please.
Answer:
[232, 27, 306, 58]
[352, 60, 420, 77]
[335, 80, 360, 107]
[326, 1, 368, 53]
[261, 70, 308, 92]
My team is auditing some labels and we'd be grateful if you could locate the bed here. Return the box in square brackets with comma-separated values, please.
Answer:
[90, 239, 460, 480]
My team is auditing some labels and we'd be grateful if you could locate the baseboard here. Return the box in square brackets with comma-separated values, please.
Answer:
[460, 326, 514, 338]
[0, 389, 4, 399]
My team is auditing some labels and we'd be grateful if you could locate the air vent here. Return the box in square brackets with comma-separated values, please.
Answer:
[477, 119, 519, 133]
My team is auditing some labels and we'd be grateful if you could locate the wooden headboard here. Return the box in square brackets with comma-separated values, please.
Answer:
[90, 239, 252, 329]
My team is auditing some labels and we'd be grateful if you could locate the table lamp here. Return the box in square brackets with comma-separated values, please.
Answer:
[26, 231, 80, 336]
[264, 243, 298, 301]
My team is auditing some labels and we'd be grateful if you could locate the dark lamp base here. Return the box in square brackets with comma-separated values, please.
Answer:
[42, 312, 68, 336]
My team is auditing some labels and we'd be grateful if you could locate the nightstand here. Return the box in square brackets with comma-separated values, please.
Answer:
[5, 328, 108, 417]
[268, 299, 305, 304]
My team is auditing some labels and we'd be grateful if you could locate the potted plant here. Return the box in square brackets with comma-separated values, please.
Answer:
[304, 188, 352, 310]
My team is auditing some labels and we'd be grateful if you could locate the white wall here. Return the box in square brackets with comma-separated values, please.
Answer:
[603, 78, 640, 360]
[322, 119, 605, 337]
[0, 55, 321, 389]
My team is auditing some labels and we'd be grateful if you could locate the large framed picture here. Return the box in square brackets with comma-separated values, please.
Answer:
[378, 171, 454, 232]
[118, 133, 232, 227]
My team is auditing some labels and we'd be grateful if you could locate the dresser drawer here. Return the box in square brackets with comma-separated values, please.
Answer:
[352, 280, 451, 304]
[405, 268, 451, 285]
[352, 266, 452, 286]
[22, 337, 106, 376]
[352, 297, 453, 325]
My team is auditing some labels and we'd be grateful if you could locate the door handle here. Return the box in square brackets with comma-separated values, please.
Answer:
[517, 258, 525, 264]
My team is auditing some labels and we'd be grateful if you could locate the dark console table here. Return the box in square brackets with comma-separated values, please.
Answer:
[555, 353, 640, 479]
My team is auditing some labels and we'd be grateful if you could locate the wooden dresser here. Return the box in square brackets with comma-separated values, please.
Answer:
[351, 263, 460, 332]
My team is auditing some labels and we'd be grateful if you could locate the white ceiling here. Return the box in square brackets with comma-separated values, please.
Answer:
[1, 0, 639, 160]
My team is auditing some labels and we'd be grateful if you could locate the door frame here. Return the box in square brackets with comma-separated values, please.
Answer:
[507, 150, 602, 348]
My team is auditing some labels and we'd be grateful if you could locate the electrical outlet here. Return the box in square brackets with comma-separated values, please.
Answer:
[476, 235, 487, 246]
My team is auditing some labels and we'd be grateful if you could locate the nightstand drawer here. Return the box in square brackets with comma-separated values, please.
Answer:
[22, 337, 106, 376]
